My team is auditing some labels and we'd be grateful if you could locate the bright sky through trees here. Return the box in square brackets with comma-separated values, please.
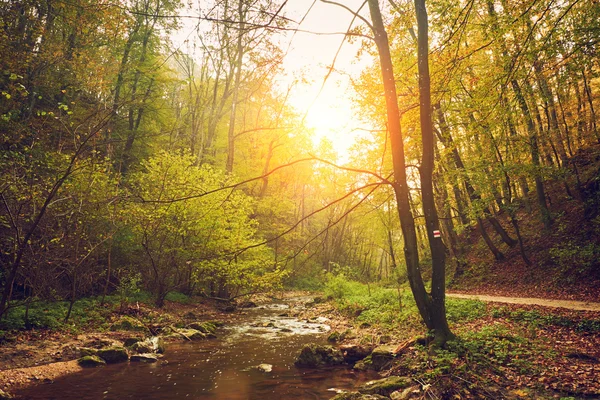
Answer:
[173, 0, 373, 159]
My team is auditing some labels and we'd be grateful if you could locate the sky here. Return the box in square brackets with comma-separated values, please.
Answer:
[275, 0, 374, 157]
[173, 0, 376, 160]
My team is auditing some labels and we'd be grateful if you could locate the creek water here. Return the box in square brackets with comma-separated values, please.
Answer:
[14, 298, 378, 399]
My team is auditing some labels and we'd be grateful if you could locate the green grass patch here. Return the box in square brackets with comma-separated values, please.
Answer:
[491, 307, 600, 333]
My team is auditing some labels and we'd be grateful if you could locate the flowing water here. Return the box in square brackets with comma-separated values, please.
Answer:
[14, 298, 378, 399]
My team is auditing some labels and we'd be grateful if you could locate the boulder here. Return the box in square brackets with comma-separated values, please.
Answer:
[130, 353, 159, 363]
[359, 376, 412, 396]
[188, 322, 217, 333]
[131, 336, 165, 354]
[353, 346, 395, 372]
[340, 344, 373, 364]
[77, 355, 106, 368]
[368, 345, 396, 370]
[109, 316, 149, 333]
[97, 347, 129, 364]
[294, 344, 344, 367]
[330, 392, 387, 400]
[78, 347, 98, 357]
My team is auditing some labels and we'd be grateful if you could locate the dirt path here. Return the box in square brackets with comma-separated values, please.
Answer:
[447, 293, 600, 312]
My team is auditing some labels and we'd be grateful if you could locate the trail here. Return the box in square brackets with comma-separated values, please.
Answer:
[447, 293, 600, 312]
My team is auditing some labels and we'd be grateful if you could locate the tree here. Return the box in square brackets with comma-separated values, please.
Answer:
[366, 0, 453, 346]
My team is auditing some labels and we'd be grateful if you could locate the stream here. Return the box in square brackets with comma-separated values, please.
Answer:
[14, 297, 379, 399]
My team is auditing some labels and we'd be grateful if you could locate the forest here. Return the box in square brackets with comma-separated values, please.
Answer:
[1, 0, 600, 399]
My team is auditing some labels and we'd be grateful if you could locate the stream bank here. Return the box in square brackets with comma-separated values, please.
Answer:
[2, 293, 381, 399]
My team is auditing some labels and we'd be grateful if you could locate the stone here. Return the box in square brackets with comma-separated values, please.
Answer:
[97, 347, 129, 364]
[279, 328, 293, 333]
[77, 355, 106, 368]
[188, 322, 217, 334]
[0, 389, 13, 400]
[130, 353, 159, 363]
[369, 345, 396, 370]
[256, 363, 272, 373]
[294, 344, 344, 367]
[130, 341, 154, 354]
[327, 331, 343, 342]
[78, 347, 98, 357]
[330, 392, 387, 400]
[359, 376, 412, 396]
[123, 337, 143, 347]
[340, 344, 373, 364]
[109, 316, 149, 333]
[175, 328, 206, 340]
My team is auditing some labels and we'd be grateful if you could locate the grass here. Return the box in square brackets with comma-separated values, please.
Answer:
[0, 290, 192, 332]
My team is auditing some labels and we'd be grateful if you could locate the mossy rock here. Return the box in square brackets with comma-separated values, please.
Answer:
[327, 331, 345, 342]
[130, 337, 165, 354]
[78, 347, 98, 357]
[130, 341, 154, 353]
[294, 344, 344, 367]
[340, 344, 373, 364]
[330, 392, 387, 400]
[358, 376, 412, 396]
[97, 347, 129, 363]
[187, 322, 217, 334]
[78, 355, 106, 368]
[109, 316, 149, 333]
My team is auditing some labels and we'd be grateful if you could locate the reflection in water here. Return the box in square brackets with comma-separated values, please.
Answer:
[15, 301, 378, 399]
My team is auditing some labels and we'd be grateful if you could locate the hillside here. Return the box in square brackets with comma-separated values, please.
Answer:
[451, 143, 600, 302]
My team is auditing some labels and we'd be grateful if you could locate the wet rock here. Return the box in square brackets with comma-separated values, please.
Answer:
[359, 376, 412, 396]
[340, 344, 373, 364]
[77, 355, 106, 368]
[330, 392, 387, 400]
[123, 337, 143, 347]
[188, 322, 217, 334]
[279, 328, 293, 333]
[353, 345, 396, 372]
[109, 316, 149, 333]
[295, 344, 344, 367]
[78, 347, 98, 357]
[97, 347, 129, 364]
[174, 328, 206, 340]
[129, 337, 164, 354]
[130, 353, 159, 363]
[256, 363, 272, 373]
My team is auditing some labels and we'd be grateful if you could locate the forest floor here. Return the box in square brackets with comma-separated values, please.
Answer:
[302, 291, 600, 399]
[450, 143, 600, 304]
